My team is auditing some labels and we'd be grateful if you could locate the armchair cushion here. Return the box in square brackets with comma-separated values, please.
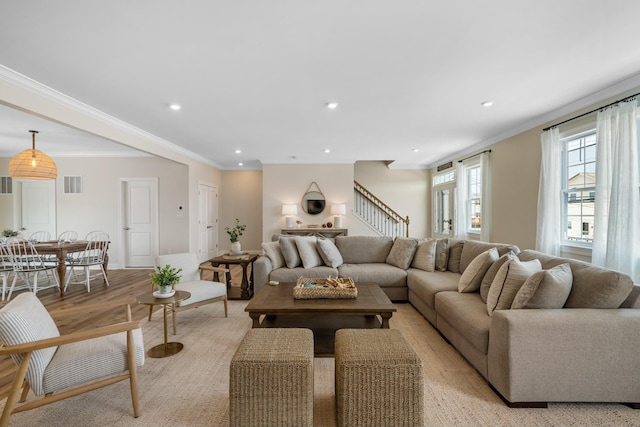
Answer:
[175, 281, 227, 307]
[0, 293, 60, 396]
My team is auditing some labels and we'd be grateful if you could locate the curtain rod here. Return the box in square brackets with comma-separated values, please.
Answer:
[458, 149, 491, 163]
[542, 91, 640, 132]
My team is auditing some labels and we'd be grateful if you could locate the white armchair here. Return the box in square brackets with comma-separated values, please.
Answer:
[151, 253, 228, 334]
[0, 293, 144, 427]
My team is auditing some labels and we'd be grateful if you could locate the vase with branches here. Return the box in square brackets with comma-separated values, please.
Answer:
[225, 218, 246, 255]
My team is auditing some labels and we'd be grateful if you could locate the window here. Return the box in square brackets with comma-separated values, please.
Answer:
[467, 165, 481, 231]
[562, 130, 596, 244]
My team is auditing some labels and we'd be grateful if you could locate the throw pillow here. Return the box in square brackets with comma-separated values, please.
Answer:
[447, 239, 464, 273]
[435, 239, 449, 272]
[294, 236, 324, 269]
[458, 247, 498, 293]
[261, 241, 285, 270]
[386, 237, 419, 270]
[279, 236, 301, 268]
[480, 251, 518, 303]
[511, 263, 573, 309]
[486, 258, 542, 316]
[411, 238, 437, 272]
[316, 238, 344, 268]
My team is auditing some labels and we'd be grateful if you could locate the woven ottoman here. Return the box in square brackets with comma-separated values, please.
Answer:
[335, 329, 424, 427]
[229, 328, 314, 427]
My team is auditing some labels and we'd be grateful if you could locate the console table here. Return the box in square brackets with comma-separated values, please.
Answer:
[280, 228, 348, 238]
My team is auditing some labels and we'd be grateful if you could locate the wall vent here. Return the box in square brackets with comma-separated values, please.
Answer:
[0, 177, 12, 194]
[64, 176, 83, 194]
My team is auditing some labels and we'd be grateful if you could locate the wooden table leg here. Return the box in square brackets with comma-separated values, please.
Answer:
[240, 262, 250, 298]
[249, 312, 261, 328]
[56, 250, 67, 297]
[380, 312, 392, 328]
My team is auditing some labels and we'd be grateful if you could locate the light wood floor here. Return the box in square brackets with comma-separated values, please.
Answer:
[0, 265, 242, 401]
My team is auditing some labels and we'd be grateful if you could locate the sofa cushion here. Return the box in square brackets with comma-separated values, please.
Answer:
[335, 236, 393, 264]
[487, 258, 542, 316]
[459, 240, 520, 273]
[511, 263, 572, 309]
[447, 239, 464, 273]
[517, 250, 634, 308]
[270, 266, 338, 283]
[435, 291, 492, 354]
[338, 263, 407, 288]
[458, 248, 498, 293]
[407, 269, 461, 309]
[480, 252, 518, 303]
[316, 238, 343, 268]
[435, 239, 449, 272]
[279, 236, 301, 268]
[411, 238, 437, 272]
[261, 241, 285, 270]
[295, 236, 324, 269]
[386, 237, 419, 270]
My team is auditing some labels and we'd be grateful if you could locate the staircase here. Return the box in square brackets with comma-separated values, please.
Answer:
[353, 180, 409, 238]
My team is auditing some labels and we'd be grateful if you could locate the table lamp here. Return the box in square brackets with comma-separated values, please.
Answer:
[331, 204, 346, 228]
[282, 204, 298, 228]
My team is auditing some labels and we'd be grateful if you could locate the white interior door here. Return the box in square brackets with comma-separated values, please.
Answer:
[19, 180, 56, 239]
[123, 178, 158, 267]
[433, 183, 455, 239]
[198, 184, 218, 261]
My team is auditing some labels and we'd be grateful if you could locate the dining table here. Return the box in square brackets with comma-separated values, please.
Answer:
[33, 240, 110, 298]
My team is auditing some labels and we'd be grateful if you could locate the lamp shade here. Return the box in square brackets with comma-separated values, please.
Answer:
[9, 131, 57, 180]
[331, 204, 346, 215]
[282, 204, 298, 215]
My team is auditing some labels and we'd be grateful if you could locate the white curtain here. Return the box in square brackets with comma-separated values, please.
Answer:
[592, 100, 640, 282]
[455, 160, 467, 240]
[536, 127, 562, 255]
[480, 152, 491, 242]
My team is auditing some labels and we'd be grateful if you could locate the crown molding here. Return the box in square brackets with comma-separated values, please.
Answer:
[0, 64, 222, 168]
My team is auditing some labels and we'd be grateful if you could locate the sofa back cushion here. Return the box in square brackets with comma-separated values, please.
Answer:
[517, 250, 634, 308]
[386, 237, 419, 269]
[459, 240, 521, 273]
[335, 236, 393, 264]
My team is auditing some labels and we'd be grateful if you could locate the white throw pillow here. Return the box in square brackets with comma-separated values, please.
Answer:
[487, 258, 542, 316]
[316, 238, 343, 268]
[294, 236, 324, 269]
[458, 247, 498, 293]
[411, 238, 437, 272]
[261, 241, 285, 270]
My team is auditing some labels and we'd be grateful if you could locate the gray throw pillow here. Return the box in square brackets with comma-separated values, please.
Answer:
[279, 236, 301, 268]
[386, 237, 419, 270]
[447, 239, 464, 273]
[511, 263, 573, 309]
[316, 238, 343, 268]
[435, 239, 449, 272]
[295, 236, 324, 269]
[480, 252, 518, 303]
[458, 247, 498, 293]
[487, 258, 542, 316]
[261, 241, 285, 270]
[411, 238, 437, 272]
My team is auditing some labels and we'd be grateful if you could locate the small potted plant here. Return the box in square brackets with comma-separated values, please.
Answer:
[225, 218, 246, 255]
[2, 229, 19, 238]
[150, 264, 182, 297]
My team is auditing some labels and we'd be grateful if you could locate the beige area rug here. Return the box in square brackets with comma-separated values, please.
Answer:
[2, 301, 640, 427]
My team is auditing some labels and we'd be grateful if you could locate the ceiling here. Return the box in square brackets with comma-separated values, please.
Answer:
[2, 1, 640, 170]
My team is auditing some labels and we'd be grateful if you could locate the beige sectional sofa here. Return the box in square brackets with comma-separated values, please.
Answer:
[253, 235, 640, 407]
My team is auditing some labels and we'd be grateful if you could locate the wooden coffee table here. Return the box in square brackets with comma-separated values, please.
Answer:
[245, 282, 396, 356]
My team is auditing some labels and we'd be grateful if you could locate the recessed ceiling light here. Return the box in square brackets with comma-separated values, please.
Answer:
[169, 104, 182, 111]
[238, 162, 243, 166]
[235, 149, 242, 154]
[412, 148, 419, 152]
[325, 101, 339, 109]
[324, 149, 331, 153]
[481, 101, 494, 107]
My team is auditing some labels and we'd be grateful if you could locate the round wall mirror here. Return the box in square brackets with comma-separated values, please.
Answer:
[301, 183, 326, 215]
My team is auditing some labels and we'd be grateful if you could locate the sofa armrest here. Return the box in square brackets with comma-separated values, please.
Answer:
[253, 255, 273, 294]
[488, 308, 640, 405]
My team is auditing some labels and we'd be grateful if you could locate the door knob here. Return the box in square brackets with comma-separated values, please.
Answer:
[123, 227, 131, 230]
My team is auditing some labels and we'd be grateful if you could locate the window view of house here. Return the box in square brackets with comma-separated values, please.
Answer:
[563, 131, 596, 244]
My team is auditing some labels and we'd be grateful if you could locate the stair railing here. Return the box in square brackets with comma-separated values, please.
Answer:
[353, 180, 410, 238]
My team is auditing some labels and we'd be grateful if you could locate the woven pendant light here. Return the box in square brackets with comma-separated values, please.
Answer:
[9, 130, 57, 180]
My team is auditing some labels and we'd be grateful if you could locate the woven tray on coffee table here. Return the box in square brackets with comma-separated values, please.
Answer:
[293, 277, 357, 299]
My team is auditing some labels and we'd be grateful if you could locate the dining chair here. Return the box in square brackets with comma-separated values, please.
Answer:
[150, 253, 228, 334]
[4, 238, 60, 300]
[0, 243, 14, 301]
[27, 230, 51, 243]
[57, 230, 78, 242]
[0, 293, 144, 427]
[64, 231, 110, 292]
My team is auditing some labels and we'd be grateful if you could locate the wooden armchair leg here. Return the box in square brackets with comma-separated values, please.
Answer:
[19, 381, 30, 403]
[223, 297, 228, 318]
[148, 305, 153, 321]
[1, 352, 32, 427]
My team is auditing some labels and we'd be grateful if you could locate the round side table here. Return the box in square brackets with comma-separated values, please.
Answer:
[137, 290, 191, 358]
